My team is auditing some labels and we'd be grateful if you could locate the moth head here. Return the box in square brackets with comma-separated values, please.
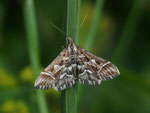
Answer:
[67, 37, 74, 44]
[67, 37, 77, 53]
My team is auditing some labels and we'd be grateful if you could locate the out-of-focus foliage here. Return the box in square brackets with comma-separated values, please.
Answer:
[1, 100, 30, 113]
[0, 0, 150, 113]
[0, 69, 17, 88]
[20, 66, 34, 83]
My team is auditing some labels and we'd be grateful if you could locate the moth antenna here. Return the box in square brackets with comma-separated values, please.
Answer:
[49, 21, 70, 46]
[63, 14, 87, 43]
[80, 13, 87, 28]
[49, 21, 69, 38]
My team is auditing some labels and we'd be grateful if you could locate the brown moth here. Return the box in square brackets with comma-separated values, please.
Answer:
[34, 38, 120, 91]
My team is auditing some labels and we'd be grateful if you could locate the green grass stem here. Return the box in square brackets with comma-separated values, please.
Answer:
[61, 0, 77, 113]
[22, 0, 49, 113]
[75, 0, 81, 44]
[76, 0, 81, 106]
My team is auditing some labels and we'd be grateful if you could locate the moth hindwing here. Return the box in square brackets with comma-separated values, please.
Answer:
[34, 37, 120, 91]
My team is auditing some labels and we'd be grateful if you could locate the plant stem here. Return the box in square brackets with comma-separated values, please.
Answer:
[66, 0, 77, 39]
[76, 0, 81, 44]
[61, 0, 77, 113]
[22, 0, 49, 113]
[76, 0, 81, 105]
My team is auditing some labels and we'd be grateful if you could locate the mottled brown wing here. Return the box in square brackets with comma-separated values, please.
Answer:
[34, 48, 76, 91]
[76, 46, 120, 85]
[34, 48, 66, 90]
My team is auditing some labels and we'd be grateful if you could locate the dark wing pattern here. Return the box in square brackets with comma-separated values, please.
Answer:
[34, 48, 76, 91]
[76, 46, 120, 85]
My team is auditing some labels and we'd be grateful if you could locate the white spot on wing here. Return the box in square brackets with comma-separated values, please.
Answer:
[72, 64, 76, 68]
[79, 79, 81, 83]
[54, 87, 58, 91]
[66, 74, 73, 78]
[88, 80, 92, 85]
[78, 54, 85, 58]
[109, 76, 113, 79]
[55, 65, 62, 74]
[63, 84, 66, 89]
[93, 81, 96, 85]
[99, 61, 111, 72]
[40, 72, 55, 79]
[70, 82, 72, 87]
[62, 57, 68, 60]
[98, 80, 101, 84]
[77, 65, 81, 70]
[91, 59, 96, 63]
[63, 67, 67, 72]
[73, 45, 77, 52]
[88, 59, 96, 67]
[79, 70, 86, 76]
[82, 80, 85, 84]
[54, 65, 59, 70]
[60, 73, 66, 79]
[72, 80, 75, 84]
[87, 70, 93, 74]
[60, 86, 63, 90]
[68, 66, 72, 71]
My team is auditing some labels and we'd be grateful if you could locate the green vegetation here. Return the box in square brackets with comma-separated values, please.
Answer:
[61, 0, 77, 113]
[22, 0, 49, 113]
[0, 0, 150, 113]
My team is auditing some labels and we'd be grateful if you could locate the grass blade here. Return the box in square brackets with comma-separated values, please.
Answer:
[22, 0, 49, 113]
[61, 0, 77, 113]
[84, 0, 105, 51]
[75, 0, 81, 44]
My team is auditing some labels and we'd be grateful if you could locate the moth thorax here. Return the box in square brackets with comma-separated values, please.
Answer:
[68, 43, 77, 53]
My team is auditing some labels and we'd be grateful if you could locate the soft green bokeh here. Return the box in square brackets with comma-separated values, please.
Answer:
[0, 0, 150, 113]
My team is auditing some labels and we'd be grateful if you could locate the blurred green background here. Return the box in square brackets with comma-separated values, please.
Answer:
[0, 0, 150, 113]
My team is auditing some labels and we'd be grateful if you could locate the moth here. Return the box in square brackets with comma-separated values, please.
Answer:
[34, 37, 120, 91]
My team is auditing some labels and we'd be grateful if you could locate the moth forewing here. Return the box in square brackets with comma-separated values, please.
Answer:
[77, 47, 120, 80]
[34, 48, 67, 90]
[34, 72, 55, 89]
